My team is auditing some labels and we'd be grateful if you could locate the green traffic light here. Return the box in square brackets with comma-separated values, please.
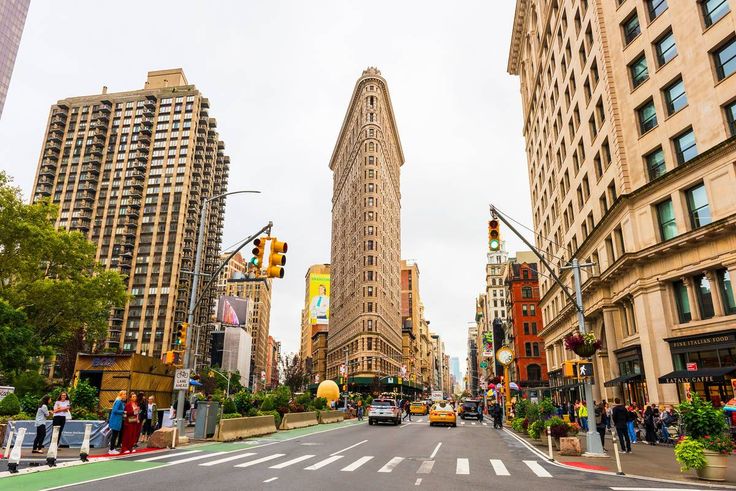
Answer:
[490, 239, 500, 250]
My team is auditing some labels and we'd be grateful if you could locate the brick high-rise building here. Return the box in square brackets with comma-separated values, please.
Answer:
[0, 0, 30, 119]
[327, 67, 404, 383]
[31, 69, 230, 359]
[300, 263, 330, 385]
[508, 1, 736, 406]
[400, 260, 421, 386]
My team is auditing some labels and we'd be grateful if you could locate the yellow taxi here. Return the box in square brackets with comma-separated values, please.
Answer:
[429, 401, 457, 427]
[410, 401, 428, 415]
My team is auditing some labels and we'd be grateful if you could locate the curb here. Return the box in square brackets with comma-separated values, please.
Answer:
[502, 428, 736, 489]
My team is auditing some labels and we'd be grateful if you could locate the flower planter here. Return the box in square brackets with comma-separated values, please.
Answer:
[573, 344, 598, 358]
[696, 450, 728, 481]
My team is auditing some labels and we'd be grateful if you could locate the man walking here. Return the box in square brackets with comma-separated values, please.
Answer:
[578, 400, 589, 431]
[403, 400, 412, 421]
[611, 398, 632, 453]
[491, 402, 502, 429]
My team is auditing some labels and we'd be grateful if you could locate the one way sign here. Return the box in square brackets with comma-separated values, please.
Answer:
[578, 362, 594, 378]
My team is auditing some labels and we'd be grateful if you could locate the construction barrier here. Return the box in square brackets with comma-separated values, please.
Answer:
[278, 411, 319, 431]
[217, 415, 277, 442]
[318, 410, 345, 424]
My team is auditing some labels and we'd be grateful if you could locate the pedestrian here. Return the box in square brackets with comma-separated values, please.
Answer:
[108, 390, 127, 454]
[357, 399, 364, 421]
[660, 405, 677, 444]
[578, 400, 589, 431]
[136, 392, 147, 446]
[595, 401, 608, 451]
[571, 400, 579, 424]
[611, 398, 631, 453]
[644, 405, 657, 445]
[403, 400, 412, 421]
[491, 402, 502, 429]
[121, 393, 141, 454]
[52, 391, 72, 441]
[141, 395, 158, 444]
[189, 392, 198, 424]
[32, 395, 51, 453]
[627, 402, 638, 444]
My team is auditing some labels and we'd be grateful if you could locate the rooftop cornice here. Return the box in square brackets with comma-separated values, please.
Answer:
[507, 0, 530, 75]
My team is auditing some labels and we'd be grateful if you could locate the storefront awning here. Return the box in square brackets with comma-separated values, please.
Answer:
[658, 366, 736, 384]
[604, 373, 642, 387]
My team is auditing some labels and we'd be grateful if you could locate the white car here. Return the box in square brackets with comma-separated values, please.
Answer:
[368, 399, 401, 426]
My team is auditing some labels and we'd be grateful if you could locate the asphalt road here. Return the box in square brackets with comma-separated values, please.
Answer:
[61, 416, 714, 491]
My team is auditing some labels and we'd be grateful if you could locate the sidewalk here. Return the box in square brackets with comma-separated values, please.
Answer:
[516, 429, 736, 486]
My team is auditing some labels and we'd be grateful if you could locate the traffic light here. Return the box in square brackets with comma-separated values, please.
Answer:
[251, 237, 267, 272]
[488, 219, 501, 251]
[266, 238, 288, 278]
[175, 322, 188, 347]
[164, 351, 174, 364]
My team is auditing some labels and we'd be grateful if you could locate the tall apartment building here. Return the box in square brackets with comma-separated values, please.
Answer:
[0, 0, 30, 119]
[400, 260, 422, 385]
[300, 263, 330, 384]
[508, 1, 736, 406]
[327, 67, 404, 383]
[466, 324, 479, 394]
[217, 251, 272, 390]
[32, 69, 229, 358]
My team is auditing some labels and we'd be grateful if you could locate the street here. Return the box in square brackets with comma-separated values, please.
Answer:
[41, 418, 713, 491]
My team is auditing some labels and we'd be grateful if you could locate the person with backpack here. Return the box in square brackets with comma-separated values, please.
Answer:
[595, 401, 609, 451]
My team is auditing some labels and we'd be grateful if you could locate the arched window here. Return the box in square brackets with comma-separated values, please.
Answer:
[527, 364, 542, 381]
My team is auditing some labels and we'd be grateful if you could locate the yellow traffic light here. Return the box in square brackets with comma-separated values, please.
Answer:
[267, 238, 288, 278]
[488, 219, 501, 251]
[175, 322, 188, 347]
[164, 351, 174, 364]
[251, 237, 267, 272]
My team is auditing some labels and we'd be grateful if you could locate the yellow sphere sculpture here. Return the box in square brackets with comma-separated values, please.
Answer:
[317, 380, 340, 405]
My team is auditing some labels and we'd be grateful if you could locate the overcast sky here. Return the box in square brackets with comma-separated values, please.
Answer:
[0, 0, 534, 369]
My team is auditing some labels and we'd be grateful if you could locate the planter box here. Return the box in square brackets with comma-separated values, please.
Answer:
[696, 450, 728, 482]
[559, 436, 582, 456]
[217, 415, 277, 442]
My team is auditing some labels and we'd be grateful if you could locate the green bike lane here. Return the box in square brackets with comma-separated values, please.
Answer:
[1, 419, 365, 491]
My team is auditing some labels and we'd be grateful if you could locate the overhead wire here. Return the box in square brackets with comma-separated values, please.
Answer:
[492, 205, 574, 261]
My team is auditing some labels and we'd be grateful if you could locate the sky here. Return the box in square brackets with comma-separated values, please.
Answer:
[0, 0, 534, 368]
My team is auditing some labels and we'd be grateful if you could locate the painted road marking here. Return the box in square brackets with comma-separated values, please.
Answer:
[482, 422, 488, 426]
[378, 456, 404, 473]
[489, 459, 510, 476]
[305, 455, 344, 470]
[610, 489, 701, 491]
[461, 421, 466, 425]
[415, 478, 422, 486]
[341, 456, 374, 471]
[430, 442, 442, 459]
[417, 460, 434, 474]
[330, 439, 367, 456]
[137, 450, 200, 462]
[269, 454, 315, 469]
[199, 452, 257, 466]
[235, 453, 286, 468]
[263, 477, 278, 483]
[523, 460, 552, 478]
[165, 451, 228, 465]
[456, 458, 470, 474]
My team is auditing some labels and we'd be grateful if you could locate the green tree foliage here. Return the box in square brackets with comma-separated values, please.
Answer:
[280, 354, 307, 394]
[0, 300, 40, 381]
[0, 392, 21, 416]
[678, 393, 728, 439]
[70, 379, 99, 412]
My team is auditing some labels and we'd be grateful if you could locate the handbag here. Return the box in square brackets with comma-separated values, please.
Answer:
[128, 416, 138, 423]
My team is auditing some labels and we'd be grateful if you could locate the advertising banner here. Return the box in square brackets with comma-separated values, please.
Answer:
[482, 331, 494, 357]
[309, 273, 330, 325]
[216, 295, 249, 326]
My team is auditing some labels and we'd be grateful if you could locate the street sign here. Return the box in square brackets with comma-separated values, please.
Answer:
[174, 369, 190, 390]
[480, 361, 488, 369]
[578, 362, 594, 378]
[387, 377, 394, 384]
[339, 364, 346, 375]
[482, 350, 494, 357]
[686, 362, 698, 371]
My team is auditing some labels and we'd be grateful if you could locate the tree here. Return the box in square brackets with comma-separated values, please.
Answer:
[0, 299, 40, 382]
[280, 354, 307, 394]
[0, 172, 127, 374]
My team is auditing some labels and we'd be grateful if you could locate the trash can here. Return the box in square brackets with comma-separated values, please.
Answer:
[194, 401, 220, 439]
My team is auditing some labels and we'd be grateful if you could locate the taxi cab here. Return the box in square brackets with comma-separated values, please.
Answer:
[410, 401, 428, 415]
[429, 401, 456, 427]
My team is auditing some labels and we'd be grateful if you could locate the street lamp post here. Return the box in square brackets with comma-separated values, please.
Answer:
[176, 190, 260, 433]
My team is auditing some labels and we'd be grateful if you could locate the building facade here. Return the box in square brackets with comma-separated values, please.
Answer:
[300, 263, 330, 385]
[508, 1, 736, 406]
[265, 335, 281, 389]
[401, 259, 422, 386]
[31, 69, 229, 359]
[327, 67, 405, 382]
[0, 0, 30, 119]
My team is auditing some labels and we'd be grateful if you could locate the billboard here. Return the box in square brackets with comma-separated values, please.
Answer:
[308, 273, 330, 325]
[216, 295, 249, 326]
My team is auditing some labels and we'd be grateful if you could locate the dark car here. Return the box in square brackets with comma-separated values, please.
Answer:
[460, 400, 483, 420]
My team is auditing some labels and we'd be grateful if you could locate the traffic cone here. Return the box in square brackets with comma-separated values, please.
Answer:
[7, 427, 26, 473]
[80, 424, 91, 461]
[46, 426, 59, 467]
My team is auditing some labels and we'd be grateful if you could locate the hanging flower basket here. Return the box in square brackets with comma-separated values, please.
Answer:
[564, 331, 601, 358]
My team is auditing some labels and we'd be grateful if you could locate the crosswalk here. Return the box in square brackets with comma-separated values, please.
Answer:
[137, 449, 556, 478]
[405, 418, 489, 426]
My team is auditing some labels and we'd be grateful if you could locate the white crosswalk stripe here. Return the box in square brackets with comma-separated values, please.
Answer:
[489, 459, 510, 476]
[523, 460, 552, 477]
[234, 453, 286, 468]
[416, 460, 434, 474]
[137, 450, 200, 462]
[456, 458, 470, 474]
[305, 455, 344, 470]
[200, 452, 257, 466]
[166, 451, 228, 465]
[378, 456, 404, 473]
[269, 454, 315, 469]
[341, 456, 374, 471]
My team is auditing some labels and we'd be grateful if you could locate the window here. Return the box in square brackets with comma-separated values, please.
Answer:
[694, 274, 715, 319]
[715, 38, 736, 80]
[522, 286, 533, 298]
[525, 343, 532, 357]
[522, 305, 528, 316]
[622, 13, 641, 45]
[629, 54, 649, 88]
[646, 147, 667, 181]
[702, 0, 730, 27]
[674, 129, 697, 164]
[531, 322, 538, 334]
[647, 0, 668, 20]
[664, 78, 687, 115]
[524, 322, 530, 335]
[655, 30, 677, 66]
[717, 269, 736, 314]
[685, 183, 711, 228]
[726, 101, 736, 136]
[638, 99, 658, 133]
[656, 199, 677, 240]
[532, 343, 540, 357]
[673, 280, 692, 323]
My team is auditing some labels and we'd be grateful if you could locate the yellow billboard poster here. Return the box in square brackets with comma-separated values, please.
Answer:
[309, 273, 330, 325]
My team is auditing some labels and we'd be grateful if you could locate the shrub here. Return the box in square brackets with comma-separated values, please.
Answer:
[259, 395, 276, 412]
[521, 418, 530, 431]
[567, 422, 581, 435]
[295, 393, 312, 406]
[70, 379, 99, 412]
[12, 371, 47, 398]
[545, 417, 569, 438]
[0, 392, 21, 416]
[258, 409, 281, 428]
[525, 403, 540, 423]
[538, 398, 555, 419]
[19, 393, 42, 414]
[233, 390, 254, 415]
[72, 408, 100, 420]
[364, 395, 373, 406]
[678, 394, 727, 440]
[701, 434, 735, 455]
[528, 420, 545, 439]
[246, 407, 259, 417]
[515, 399, 531, 420]
[512, 418, 525, 433]
[675, 437, 707, 472]
[222, 398, 237, 415]
[312, 397, 327, 410]
[221, 413, 242, 420]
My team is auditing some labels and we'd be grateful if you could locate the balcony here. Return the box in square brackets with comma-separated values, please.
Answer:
[78, 199, 92, 211]
[45, 142, 61, 153]
[128, 190, 142, 199]
[37, 176, 54, 186]
[70, 218, 90, 232]
[144, 96, 156, 109]
[139, 124, 151, 135]
[92, 119, 108, 130]
[140, 117, 153, 127]
[92, 128, 107, 138]
[81, 164, 100, 174]
[47, 132, 62, 144]
[137, 133, 151, 145]
[79, 173, 98, 184]
[92, 111, 110, 122]
[35, 184, 52, 196]
[78, 182, 97, 192]
[39, 166, 56, 177]
[83, 155, 101, 166]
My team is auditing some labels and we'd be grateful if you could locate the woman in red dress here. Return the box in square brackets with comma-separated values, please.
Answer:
[121, 393, 141, 454]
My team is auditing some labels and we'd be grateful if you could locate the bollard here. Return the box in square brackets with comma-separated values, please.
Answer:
[611, 428, 624, 475]
[3, 430, 14, 459]
[80, 423, 92, 462]
[7, 427, 27, 473]
[46, 426, 60, 467]
[171, 420, 177, 449]
[547, 426, 554, 461]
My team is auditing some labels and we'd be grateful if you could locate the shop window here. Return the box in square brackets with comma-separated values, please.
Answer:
[673, 280, 692, 323]
[717, 269, 736, 314]
[685, 183, 711, 229]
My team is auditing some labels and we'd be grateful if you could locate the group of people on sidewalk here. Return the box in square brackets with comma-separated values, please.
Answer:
[108, 390, 158, 454]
